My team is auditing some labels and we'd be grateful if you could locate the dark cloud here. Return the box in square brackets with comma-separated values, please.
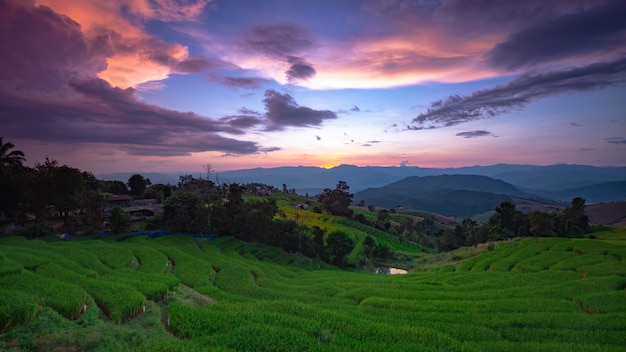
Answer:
[0, 0, 274, 158]
[434, 0, 589, 33]
[263, 89, 336, 130]
[286, 56, 316, 82]
[605, 137, 626, 145]
[316, 135, 321, 141]
[400, 160, 410, 167]
[0, 0, 113, 90]
[219, 76, 272, 89]
[259, 147, 281, 153]
[456, 130, 495, 139]
[350, 106, 361, 112]
[0, 77, 259, 156]
[243, 24, 314, 58]
[242, 24, 317, 83]
[486, 1, 626, 70]
[569, 123, 582, 128]
[173, 56, 231, 74]
[409, 57, 626, 130]
[219, 106, 265, 130]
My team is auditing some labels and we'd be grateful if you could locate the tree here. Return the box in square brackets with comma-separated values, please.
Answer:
[162, 191, 211, 233]
[128, 174, 151, 198]
[101, 180, 129, 194]
[325, 230, 355, 267]
[560, 197, 590, 236]
[0, 137, 25, 176]
[0, 138, 27, 222]
[108, 206, 130, 234]
[318, 181, 353, 217]
[529, 211, 555, 237]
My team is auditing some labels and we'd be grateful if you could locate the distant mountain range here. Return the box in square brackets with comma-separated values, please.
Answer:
[99, 164, 626, 210]
[353, 174, 554, 218]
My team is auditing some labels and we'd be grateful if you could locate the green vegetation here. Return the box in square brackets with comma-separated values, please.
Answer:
[1, 227, 625, 351]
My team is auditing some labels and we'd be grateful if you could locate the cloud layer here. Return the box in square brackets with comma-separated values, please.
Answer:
[0, 1, 334, 158]
[410, 57, 626, 129]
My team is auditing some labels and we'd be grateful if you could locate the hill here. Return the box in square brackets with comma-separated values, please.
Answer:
[354, 174, 554, 217]
[97, 164, 626, 200]
[1, 231, 625, 351]
[531, 181, 626, 204]
[586, 201, 626, 226]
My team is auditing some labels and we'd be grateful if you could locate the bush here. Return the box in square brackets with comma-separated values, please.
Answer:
[18, 223, 53, 237]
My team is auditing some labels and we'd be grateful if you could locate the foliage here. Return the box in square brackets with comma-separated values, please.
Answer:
[17, 223, 53, 237]
[317, 181, 354, 217]
[162, 191, 211, 233]
[128, 174, 151, 198]
[109, 206, 131, 234]
[325, 230, 356, 267]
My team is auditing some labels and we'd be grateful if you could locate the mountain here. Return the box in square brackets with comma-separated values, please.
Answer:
[97, 164, 626, 203]
[532, 181, 626, 204]
[492, 164, 626, 190]
[353, 174, 551, 217]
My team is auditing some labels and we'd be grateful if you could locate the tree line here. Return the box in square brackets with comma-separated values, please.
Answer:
[1, 139, 389, 268]
[1, 137, 591, 265]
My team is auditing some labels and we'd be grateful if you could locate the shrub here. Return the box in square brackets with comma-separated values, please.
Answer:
[18, 223, 53, 237]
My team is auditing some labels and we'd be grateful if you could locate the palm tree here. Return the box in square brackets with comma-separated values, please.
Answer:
[0, 137, 26, 177]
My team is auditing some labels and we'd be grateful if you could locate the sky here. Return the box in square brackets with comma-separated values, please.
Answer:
[1, 0, 625, 175]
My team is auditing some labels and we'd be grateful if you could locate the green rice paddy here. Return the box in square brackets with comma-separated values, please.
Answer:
[1, 229, 625, 351]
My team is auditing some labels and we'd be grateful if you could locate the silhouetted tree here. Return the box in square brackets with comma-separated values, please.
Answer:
[560, 197, 590, 236]
[529, 211, 555, 237]
[318, 181, 353, 217]
[0, 138, 26, 222]
[128, 174, 150, 198]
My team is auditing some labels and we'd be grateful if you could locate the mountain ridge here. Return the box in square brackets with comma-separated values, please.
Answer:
[98, 164, 626, 203]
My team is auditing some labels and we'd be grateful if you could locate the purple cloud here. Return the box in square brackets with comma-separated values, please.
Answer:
[409, 57, 626, 129]
[456, 130, 496, 139]
[605, 137, 626, 145]
[286, 56, 316, 82]
[219, 76, 272, 89]
[0, 1, 112, 90]
[486, 0, 626, 70]
[243, 24, 314, 58]
[263, 89, 336, 130]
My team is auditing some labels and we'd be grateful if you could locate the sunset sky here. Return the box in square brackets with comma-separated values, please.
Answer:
[1, 0, 625, 175]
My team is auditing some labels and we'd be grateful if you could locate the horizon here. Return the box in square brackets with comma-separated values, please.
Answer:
[2, 1, 625, 175]
[96, 162, 626, 178]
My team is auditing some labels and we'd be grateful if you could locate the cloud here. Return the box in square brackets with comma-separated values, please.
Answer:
[286, 56, 316, 82]
[316, 135, 321, 141]
[34, 0, 214, 89]
[409, 57, 626, 129]
[243, 24, 314, 58]
[605, 137, 626, 145]
[456, 130, 495, 139]
[263, 89, 336, 130]
[0, 1, 113, 90]
[400, 160, 410, 167]
[350, 106, 361, 112]
[219, 76, 272, 89]
[0, 1, 279, 158]
[485, 1, 626, 70]
[0, 77, 260, 156]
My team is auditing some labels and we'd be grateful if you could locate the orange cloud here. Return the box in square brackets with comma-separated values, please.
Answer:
[35, 0, 210, 88]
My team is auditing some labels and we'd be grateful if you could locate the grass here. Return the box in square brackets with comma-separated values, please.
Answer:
[0, 227, 625, 351]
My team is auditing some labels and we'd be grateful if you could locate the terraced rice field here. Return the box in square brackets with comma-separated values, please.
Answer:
[1, 231, 625, 351]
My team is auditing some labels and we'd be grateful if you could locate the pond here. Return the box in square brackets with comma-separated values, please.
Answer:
[375, 267, 408, 275]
